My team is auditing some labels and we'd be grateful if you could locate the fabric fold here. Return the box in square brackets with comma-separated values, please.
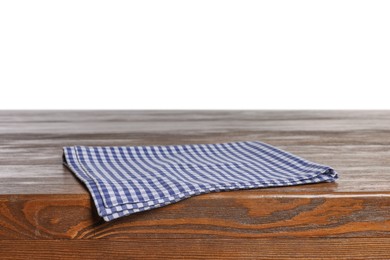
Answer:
[63, 141, 338, 221]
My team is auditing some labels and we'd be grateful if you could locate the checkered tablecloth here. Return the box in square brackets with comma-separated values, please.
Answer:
[63, 141, 338, 221]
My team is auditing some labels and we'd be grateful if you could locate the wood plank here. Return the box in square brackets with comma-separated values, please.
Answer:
[2, 110, 390, 135]
[2, 144, 390, 194]
[1, 193, 389, 239]
[1, 238, 390, 259]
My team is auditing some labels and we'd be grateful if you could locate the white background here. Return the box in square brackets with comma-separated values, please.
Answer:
[0, 0, 389, 109]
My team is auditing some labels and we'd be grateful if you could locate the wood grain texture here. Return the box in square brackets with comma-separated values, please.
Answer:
[1, 193, 390, 240]
[1, 111, 390, 257]
[1, 238, 390, 260]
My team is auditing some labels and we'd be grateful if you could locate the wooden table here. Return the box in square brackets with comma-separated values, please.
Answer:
[1, 111, 389, 259]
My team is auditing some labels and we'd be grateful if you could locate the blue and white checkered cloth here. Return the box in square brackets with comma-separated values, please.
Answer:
[63, 141, 338, 221]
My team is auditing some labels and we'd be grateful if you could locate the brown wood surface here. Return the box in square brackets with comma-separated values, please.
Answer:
[1, 238, 390, 259]
[1, 111, 390, 258]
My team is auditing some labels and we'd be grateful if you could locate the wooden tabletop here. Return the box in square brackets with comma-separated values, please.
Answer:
[1, 110, 390, 259]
